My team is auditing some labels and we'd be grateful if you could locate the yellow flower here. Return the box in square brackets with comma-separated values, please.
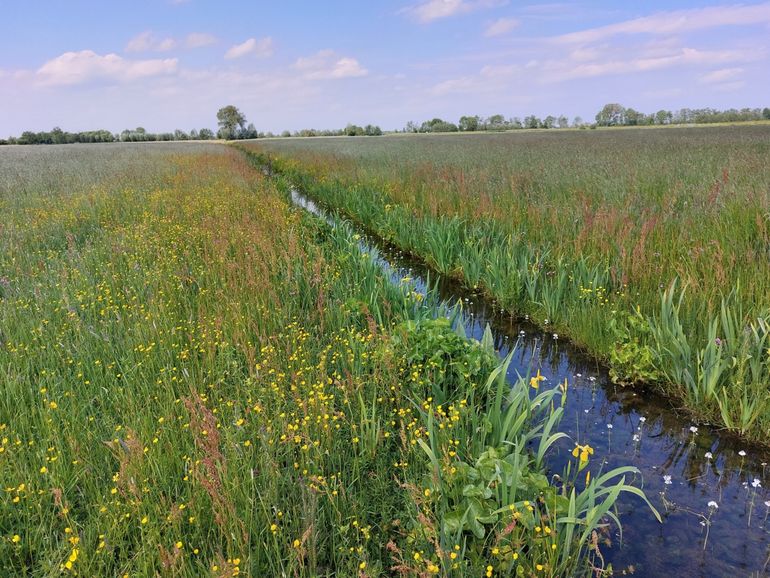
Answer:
[11, 534, 20, 543]
[359, 561, 367, 569]
[529, 369, 545, 390]
[572, 443, 594, 465]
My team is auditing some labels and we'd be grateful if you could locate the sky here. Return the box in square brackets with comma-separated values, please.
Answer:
[1, 0, 769, 134]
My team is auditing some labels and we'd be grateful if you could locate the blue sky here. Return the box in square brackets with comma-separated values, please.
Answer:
[1, 1, 768, 134]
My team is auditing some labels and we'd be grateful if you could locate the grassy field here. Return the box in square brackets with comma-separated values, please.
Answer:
[243, 126, 770, 440]
[0, 143, 651, 576]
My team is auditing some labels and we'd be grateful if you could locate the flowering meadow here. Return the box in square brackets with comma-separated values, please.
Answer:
[242, 127, 770, 441]
[0, 144, 655, 576]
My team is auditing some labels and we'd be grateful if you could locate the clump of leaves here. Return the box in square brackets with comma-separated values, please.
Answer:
[384, 317, 497, 403]
[608, 307, 662, 385]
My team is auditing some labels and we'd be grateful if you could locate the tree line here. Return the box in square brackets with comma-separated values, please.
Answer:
[402, 105, 770, 133]
[594, 104, 770, 126]
[0, 105, 383, 145]
[0, 126, 218, 145]
[2, 103, 768, 145]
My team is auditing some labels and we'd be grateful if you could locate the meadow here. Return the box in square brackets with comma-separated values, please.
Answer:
[0, 143, 653, 576]
[244, 126, 770, 441]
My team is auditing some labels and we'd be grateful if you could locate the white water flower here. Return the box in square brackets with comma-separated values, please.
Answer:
[705, 452, 713, 460]
[663, 475, 672, 485]
[739, 450, 747, 457]
[639, 416, 647, 423]
[708, 500, 719, 509]
[689, 426, 698, 434]
[752, 478, 762, 489]
[764, 500, 770, 508]
[606, 424, 613, 430]
[553, 333, 559, 340]
[632, 434, 641, 442]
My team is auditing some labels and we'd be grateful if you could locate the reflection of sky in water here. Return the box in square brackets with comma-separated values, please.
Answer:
[291, 189, 770, 577]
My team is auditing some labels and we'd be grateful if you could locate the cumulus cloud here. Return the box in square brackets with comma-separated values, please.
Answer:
[37, 50, 178, 86]
[400, 0, 506, 23]
[126, 31, 177, 53]
[484, 17, 519, 37]
[185, 32, 217, 48]
[555, 2, 770, 44]
[293, 50, 368, 79]
[224, 37, 273, 59]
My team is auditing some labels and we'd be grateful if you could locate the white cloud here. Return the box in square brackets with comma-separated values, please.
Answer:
[294, 50, 368, 79]
[431, 62, 519, 95]
[484, 17, 520, 37]
[186, 32, 217, 48]
[37, 50, 178, 86]
[543, 47, 757, 82]
[555, 2, 770, 44]
[700, 67, 744, 84]
[126, 31, 177, 53]
[224, 37, 273, 59]
[713, 80, 746, 91]
[401, 0, 506, 23]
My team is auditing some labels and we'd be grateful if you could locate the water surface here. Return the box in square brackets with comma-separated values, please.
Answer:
[290, 188, 770, 577]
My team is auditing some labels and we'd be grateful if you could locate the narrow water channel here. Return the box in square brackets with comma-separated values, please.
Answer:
[290, 187, 770, 577]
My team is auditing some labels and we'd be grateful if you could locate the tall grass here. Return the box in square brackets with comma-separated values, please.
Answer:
[0, 144, 652, 576]
[241, 127, 770, 441]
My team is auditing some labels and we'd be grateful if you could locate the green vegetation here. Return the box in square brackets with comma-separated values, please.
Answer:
[242, 125, 770, 441]
[0, 143, 653, 576]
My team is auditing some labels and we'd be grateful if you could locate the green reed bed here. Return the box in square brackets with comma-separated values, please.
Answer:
[0, 144, 653, 576]
[241, 127, 770, 440]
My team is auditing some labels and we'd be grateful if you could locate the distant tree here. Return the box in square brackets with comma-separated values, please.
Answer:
[241, 123, 258, 139]
[433, 121, 458, 132]
[420, 118, 458, 133]
[174, 129, 189, 141]
[343, 123, 362, 136]
[625, 108, 641, 126]
[458, 115, 480, 131]
[486, 114, 506, 130]
[363, 124, 382, 136]
[595, 103, 626, 126]
[572, 116, 583, 127]
[763, 107, 770, 120]
[51, 127, 66, 144]
[198, 128, 215, 140]
[510, 117, 523, 129]
[557, 115, 569, 128]
[281, 130, 292, 138]
[524, 115, 540, 129]
[216, 105, 247, 139]
[189, 129, 199, 140]
[405, 121, 419, 133]
[654, 110, 672, 125]
[543, 115, 556, 129]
